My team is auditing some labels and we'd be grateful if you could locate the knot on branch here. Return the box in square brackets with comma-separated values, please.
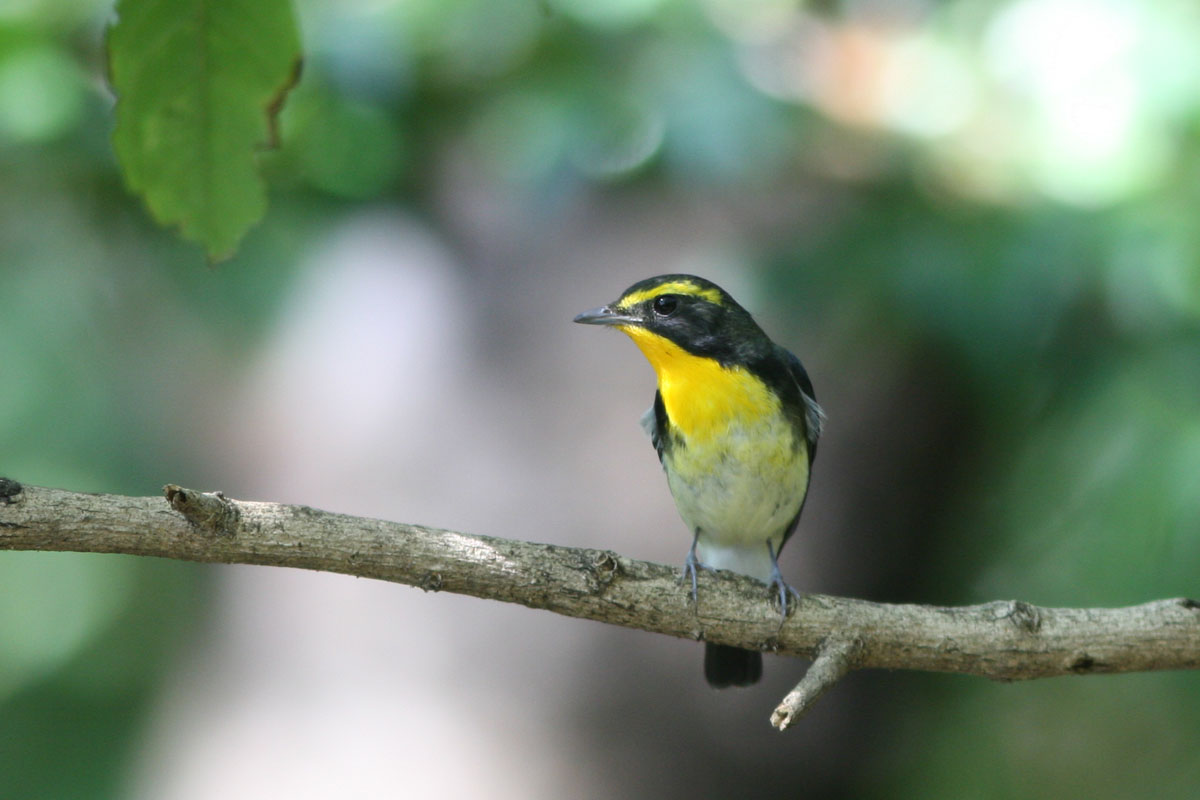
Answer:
[164, 484, 239, 536]
[990, 599, 1042, 634]
[0, 477, 22, 505]
[1067, 652, 1099, 673]
[584, 549, 621, 592]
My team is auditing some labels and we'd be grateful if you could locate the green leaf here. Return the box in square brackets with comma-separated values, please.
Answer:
[108, 0, 302, 261]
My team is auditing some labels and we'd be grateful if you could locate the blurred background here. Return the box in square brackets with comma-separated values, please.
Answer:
[3, 0, 1200, 797]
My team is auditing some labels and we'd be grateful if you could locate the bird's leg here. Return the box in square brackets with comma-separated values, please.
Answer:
[767, 540, 800, 624]
[681, 530, 703, 605]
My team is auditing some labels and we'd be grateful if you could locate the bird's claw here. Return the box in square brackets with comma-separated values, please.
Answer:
[770, 575, 802, 618]
[767, 541, 800, 628]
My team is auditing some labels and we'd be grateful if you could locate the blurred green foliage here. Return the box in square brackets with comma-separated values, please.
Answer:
[2, 0, 1200, 797]
[0, 555, 196, 800]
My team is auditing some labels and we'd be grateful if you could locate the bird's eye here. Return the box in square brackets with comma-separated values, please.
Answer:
[652, 295, 679, 317]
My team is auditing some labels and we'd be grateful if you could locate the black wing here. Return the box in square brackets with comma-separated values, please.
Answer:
[638, 390, 671, 465]
[779, 347, 823, 463]
[778, 347, 823, 551]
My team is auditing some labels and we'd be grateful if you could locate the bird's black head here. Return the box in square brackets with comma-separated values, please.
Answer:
[573, 274, 771, 366]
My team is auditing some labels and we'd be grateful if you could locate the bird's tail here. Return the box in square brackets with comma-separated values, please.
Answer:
[704, 643, 762, 688]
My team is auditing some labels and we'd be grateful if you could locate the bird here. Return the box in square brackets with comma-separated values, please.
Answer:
[574, 274, 822, 688]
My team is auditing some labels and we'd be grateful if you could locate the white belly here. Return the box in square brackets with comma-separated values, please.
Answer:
[664, 415, 809, 583]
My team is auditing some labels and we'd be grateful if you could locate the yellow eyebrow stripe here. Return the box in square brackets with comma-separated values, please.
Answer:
[616, 280, 723, 309]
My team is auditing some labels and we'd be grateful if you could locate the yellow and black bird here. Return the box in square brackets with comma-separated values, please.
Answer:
[575, 274, 823, 688]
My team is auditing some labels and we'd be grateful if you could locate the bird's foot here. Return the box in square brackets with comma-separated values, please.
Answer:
[767, 542, 801, 629]
[768, 571, 802, 620]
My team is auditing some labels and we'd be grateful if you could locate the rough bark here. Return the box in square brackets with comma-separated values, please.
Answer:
[2, 479, 1197, 729]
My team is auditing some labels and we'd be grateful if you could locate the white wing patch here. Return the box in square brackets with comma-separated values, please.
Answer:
[639, 404, 657, 439]
[802, 392, 825, 447]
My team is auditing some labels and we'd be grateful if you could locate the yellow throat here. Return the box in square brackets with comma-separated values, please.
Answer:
[618, 325, 779, 443]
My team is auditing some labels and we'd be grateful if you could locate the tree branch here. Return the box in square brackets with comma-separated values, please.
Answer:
[771, 636, 860, 730]
[3, 479, 1199, 727]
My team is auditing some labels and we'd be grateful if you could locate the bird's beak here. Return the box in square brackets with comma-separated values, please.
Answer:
[573, 305, 641, 327]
